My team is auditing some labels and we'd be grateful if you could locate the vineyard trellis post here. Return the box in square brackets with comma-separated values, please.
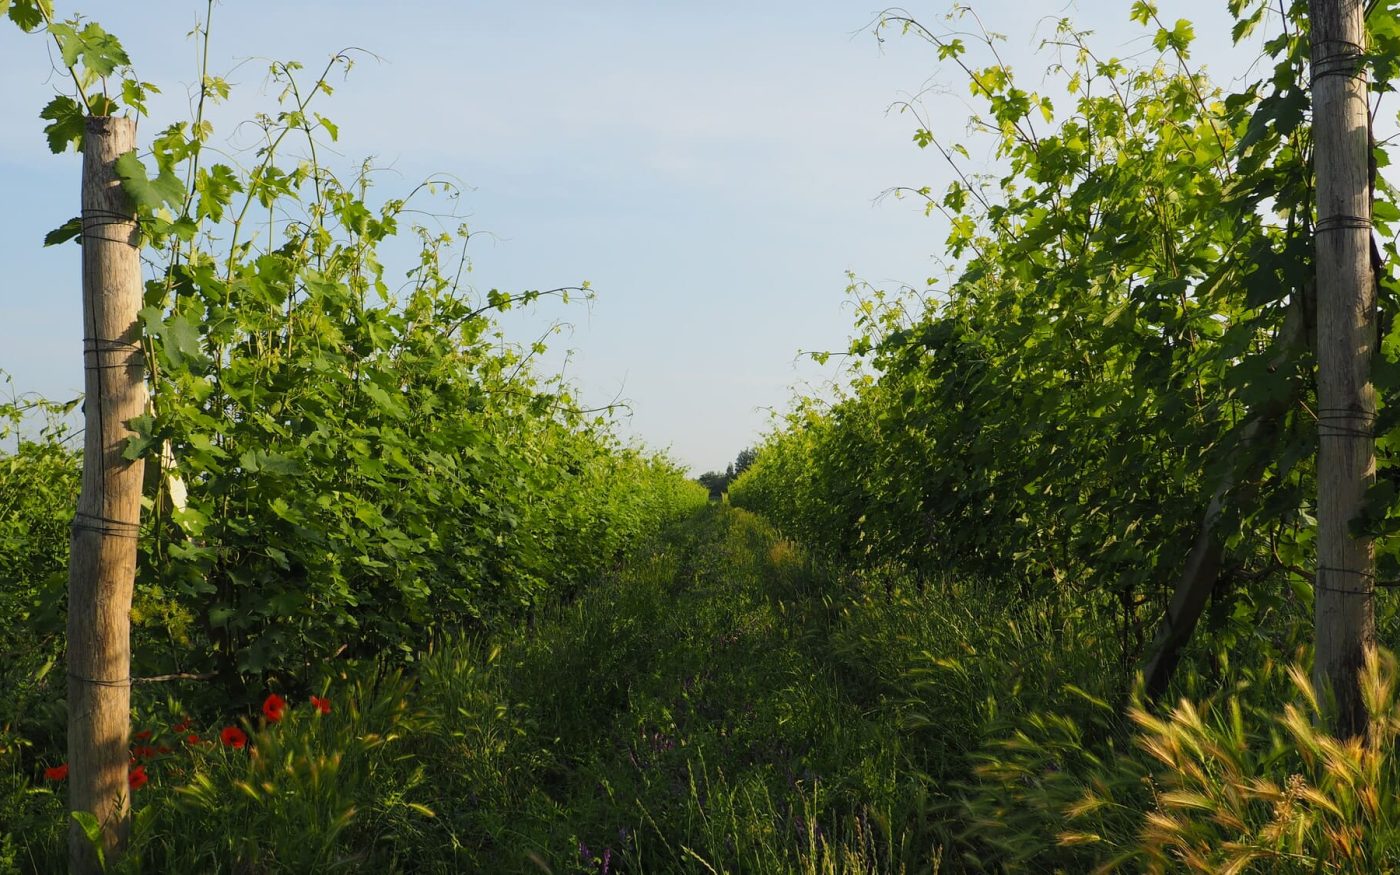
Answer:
[1309, 0, 1376, 736]
[66, 115, 145, 873]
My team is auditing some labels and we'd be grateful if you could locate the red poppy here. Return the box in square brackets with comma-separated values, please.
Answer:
[185, 733, 202, 746]
[131, 745, 158, 760]
[44, 763, 68, 781]
[158, 745, 173, 754]
[309, 695, 331, 715]
[262, 693, 286, 723]
[134, 729, 153, 741]
[128, 764, 148, 790]
[172, 718, 191, 734]
[220, 726, 248, 749]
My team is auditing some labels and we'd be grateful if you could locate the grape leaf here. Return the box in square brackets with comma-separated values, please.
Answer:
[43, 216, 81, 247]
[5, 0, 50, 32]
[49, 20, 129, 77]
[114, 150, 185, 212]
[39, 95, 83, 154]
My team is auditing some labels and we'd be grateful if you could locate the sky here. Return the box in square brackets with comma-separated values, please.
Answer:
[0, 1, 1258, 473]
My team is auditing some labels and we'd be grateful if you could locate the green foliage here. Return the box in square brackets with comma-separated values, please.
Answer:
[12, 1, 1400, 871]
[391, 505, 937, 872]
[8, 507, 943, 871]
[1, 10, 709, 687]
[725, 1, 1400, 867]
[38, 95, 84, 154]
[0, 755, 65, 874]
[1, 5, 707, 867]
[11, 4, 151, 143]
[695, 447, 758, 499]
[0, 387, 78, 781]
[117, 673, 436, 873]
[113, 151, 184, 213]
[2, 1, 53, 34]
[732, 0, 1383, 677]
[47, 19, 127, 77]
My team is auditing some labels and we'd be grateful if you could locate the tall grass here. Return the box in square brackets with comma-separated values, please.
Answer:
[8, 505, 1400, 872]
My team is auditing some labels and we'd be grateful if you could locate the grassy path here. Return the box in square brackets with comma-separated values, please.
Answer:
[37, 504, 1104, 873]
[440, 503, 951, 873]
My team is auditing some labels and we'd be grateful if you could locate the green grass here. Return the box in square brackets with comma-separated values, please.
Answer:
[10, 504, 1400, 872]
[418, 503, 938, 872]
[0, 504, 1145, 872]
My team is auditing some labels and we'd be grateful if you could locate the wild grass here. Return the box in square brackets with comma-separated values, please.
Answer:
[7, 505, 1400, 872]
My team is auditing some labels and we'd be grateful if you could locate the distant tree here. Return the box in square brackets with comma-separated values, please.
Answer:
[697, 471, 728, 501]
[696, 449, 760, 501]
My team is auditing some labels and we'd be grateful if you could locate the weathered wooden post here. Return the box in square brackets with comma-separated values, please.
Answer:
[1309, 0, 1376, 736]
[67, 115, 145, 873]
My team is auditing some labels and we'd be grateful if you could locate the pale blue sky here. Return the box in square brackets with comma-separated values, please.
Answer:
[0, 1, 1254, 472]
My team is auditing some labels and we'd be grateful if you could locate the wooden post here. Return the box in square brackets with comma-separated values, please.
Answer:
[1310, 0, 1376, 737]
[67, 115, 146, 873]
